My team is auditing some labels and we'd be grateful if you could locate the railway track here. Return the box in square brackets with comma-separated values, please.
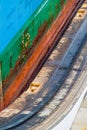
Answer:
[0, 0, 87, 130]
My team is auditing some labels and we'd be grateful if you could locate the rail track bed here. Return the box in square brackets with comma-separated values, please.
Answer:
[0, 1, 87, 130]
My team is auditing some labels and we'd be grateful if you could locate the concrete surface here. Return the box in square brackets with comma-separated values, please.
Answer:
[71, 95, 87, 130]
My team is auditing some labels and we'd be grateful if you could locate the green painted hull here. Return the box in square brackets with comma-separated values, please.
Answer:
[0, 0, 67, 82]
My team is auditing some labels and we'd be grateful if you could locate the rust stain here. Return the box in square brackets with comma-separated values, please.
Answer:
[0, 97, 4, 111]
[33, 21, 47, 45]
[60, 0, 65, 8]
[3, 22, 48, 90]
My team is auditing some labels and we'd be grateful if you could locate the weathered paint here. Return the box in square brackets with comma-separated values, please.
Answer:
[0, 0, 65, 82]
[2, 0, 84, 110]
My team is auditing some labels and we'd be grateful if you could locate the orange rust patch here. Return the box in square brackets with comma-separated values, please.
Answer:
[0, 97, 4, 111]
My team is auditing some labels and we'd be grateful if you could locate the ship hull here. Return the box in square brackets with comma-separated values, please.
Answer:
[0, 0, 84, 110]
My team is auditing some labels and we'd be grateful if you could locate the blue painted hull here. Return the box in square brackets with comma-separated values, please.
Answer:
[0, 0, 43, 53]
